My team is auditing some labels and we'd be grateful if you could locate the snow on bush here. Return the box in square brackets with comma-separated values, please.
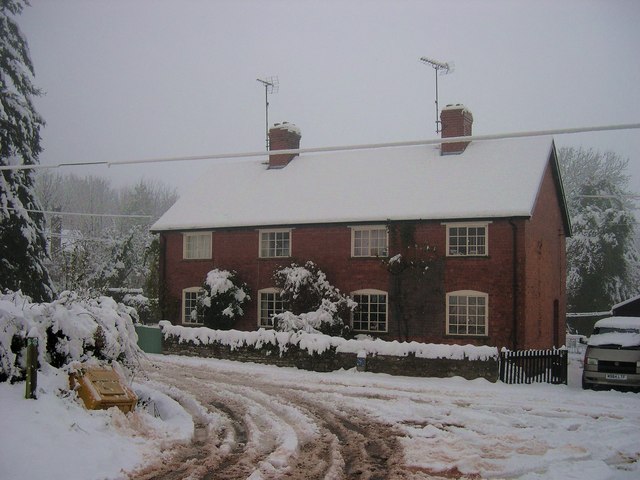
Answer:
[122, 293, 152, 323]
[106, 288, 154, 324]
[273, 299, 334, 333]
[273, 261, 356, 336]
[159, 322, 498, 361]
[197, 269, 250, 330]
[0, 290, 142, 382]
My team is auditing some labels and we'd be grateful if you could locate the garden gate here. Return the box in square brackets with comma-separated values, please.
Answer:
[499, 349, 568, 385]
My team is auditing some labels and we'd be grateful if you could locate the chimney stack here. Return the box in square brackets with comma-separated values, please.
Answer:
[440, 104, 473, 155]
[268, 122, 301, 168]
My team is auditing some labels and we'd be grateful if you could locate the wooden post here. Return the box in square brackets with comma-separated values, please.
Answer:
[25, 337, 38, 399]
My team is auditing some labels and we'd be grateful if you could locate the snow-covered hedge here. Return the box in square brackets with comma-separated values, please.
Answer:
[159, 322, 498, 361]
[0, 290, 142, 382]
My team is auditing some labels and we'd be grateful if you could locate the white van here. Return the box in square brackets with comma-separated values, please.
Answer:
[582, 316, 640, 390]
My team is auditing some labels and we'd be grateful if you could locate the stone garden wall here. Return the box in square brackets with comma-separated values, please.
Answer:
[161, 324, 499, 381]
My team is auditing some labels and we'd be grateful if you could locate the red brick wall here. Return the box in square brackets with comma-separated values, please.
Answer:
[442, 220, 523, 348]
[159, 216, 549, 349]
[521, 162, 567, 348]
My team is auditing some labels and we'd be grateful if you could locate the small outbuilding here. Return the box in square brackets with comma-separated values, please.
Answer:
[611, 295, 640, 317]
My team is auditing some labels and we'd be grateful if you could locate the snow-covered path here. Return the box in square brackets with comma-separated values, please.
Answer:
[129, 354, 640, 480]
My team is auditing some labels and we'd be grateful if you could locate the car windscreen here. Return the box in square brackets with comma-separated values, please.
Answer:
[588, 329, 640, 348]
[593, 327, 640, 335]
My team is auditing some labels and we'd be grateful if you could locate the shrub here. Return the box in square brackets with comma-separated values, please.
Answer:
[104, 288, 153, 324]
[0, 290, 142, 383]
[272, 261, 355, 337]
[197, 269, 250, 330]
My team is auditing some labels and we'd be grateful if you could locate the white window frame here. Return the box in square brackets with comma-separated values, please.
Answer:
[182, 287, 205, 325]
[182, 232, 212, 260]
[350, 289, 388, 333]
[259, 229, 292, 258]
[444, 222, 489, 257]
[350, 226, 388, 258]
[446, 290, 489, 336]
[258, 288, 286, 328]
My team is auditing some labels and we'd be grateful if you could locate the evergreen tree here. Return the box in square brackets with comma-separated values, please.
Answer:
[558, 147, 640, 312]
[0, 0, 53, 301]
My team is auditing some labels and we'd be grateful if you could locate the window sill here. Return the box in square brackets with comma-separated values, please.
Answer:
[444, 334, 489, 339]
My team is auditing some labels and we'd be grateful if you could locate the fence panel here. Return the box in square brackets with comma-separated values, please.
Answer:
[499, 349, 567, 385]
[135, 325, 163, 354]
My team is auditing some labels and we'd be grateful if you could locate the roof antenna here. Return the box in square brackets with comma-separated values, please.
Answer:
[256, 76, 279, 150]
[419, 57, 453, 134]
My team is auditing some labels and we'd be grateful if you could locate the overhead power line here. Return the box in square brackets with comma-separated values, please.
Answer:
[6, 207, 152, 219]
[49, 232, 114, 244]
[1, 122, 639, 172]
[577, 194, 640, 200]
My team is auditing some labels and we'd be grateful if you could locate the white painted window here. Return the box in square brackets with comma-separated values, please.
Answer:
[183, 232, 212, 260]
[351, 226, 388, 257]
[446, 290, 488, 336]
[182, 287, 205, 324]
[351, 289, 388, 332]
[446, 223, 488, 256]
[259, 229, 291, 258]
[258, 288, 286, 328]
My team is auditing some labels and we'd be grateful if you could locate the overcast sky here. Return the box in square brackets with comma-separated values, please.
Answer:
[20, 0, 640, 196]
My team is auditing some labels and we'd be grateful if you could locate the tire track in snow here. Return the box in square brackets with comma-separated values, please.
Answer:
[131, 369, 263, 480]
[177, 362, 411, 479]
[131, 357, 434, 479]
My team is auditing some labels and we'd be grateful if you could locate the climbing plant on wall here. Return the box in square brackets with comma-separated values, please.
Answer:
[382, 222, 444, 341]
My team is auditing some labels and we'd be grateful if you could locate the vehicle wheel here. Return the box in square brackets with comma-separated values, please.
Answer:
[581, 377, 592, 390]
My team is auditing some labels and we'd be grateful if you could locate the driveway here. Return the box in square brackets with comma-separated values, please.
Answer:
[128, 354, 640, 479]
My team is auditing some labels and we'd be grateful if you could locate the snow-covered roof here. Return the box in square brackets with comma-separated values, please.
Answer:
[151, 136, 559, 232]
[589, 316, 640, 347]
[593, 316, 640, 330]
[611, 294, 640, 311]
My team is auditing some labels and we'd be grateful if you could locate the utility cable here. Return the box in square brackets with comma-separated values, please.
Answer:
[1, 122, 639, 172]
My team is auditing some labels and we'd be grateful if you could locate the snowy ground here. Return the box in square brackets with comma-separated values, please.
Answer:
[1, 353, 639, 479]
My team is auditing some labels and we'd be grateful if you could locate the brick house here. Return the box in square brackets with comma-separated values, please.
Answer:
[151, 105, 571, 350]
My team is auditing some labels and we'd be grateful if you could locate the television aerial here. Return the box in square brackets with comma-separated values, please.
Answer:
[419, 57, 454, 134]
[257, 76, 279, 150]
